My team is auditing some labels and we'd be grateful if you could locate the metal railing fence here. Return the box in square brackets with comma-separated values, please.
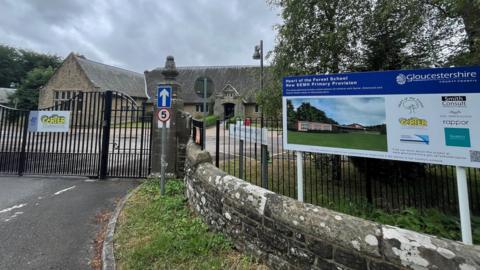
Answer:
[205, 117, 480, 215]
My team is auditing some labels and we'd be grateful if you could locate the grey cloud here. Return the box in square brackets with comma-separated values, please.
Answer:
[0, 0, 280, 72]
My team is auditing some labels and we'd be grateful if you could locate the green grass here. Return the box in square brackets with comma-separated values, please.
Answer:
[114, 180, 265, 270]
[288, 131, 388, 152]
[329, 200, 480, 244]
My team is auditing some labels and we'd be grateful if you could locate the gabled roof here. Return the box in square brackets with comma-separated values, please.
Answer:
[0, 87, 15, 104]
[73, 54, 146, 98]
[146, 65, 268, 104]
[175, 65, 261, 103]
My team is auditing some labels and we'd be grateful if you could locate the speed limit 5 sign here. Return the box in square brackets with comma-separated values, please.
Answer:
[157, 108, 171, 122]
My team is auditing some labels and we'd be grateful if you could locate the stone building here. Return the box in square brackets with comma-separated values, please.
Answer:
[146, 65, 264, 119]
[40, 53, 267, 120]
[39, 52, 147, 109]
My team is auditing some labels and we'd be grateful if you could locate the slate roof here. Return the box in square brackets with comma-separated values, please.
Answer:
[147, 65, 266, 104]
[0, 88, 15, 104]
[74, 55, 146, 98]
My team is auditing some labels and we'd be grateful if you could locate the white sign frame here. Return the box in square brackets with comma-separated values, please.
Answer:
[28, 111, 71, 133]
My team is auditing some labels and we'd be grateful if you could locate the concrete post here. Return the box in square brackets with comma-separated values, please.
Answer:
[147, 56, 189, 177]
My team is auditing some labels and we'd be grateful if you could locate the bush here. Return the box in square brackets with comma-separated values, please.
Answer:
[193, 114, 219, 128]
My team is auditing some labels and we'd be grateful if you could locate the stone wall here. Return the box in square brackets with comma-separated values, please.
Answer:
[185, 141, 480, 270]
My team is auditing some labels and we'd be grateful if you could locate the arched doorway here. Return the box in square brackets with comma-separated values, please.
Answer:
[224, 103, 235, 119]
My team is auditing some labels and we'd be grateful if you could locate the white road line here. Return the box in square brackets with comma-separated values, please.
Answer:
[0, 203, 27, 214]
[53, 186, 76, 196]
[5, 211, 24, 222]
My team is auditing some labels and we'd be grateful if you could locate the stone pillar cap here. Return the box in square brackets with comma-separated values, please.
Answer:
[162, 55, 179, 79]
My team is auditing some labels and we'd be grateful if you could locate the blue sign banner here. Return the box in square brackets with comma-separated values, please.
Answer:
[157, 86, 172, 108]
[283, 66, 480, 97]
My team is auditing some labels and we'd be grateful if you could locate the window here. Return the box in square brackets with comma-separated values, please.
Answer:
[53, 90, 83, 111]
[255, 105, 259, 113]
[195, 103, 208, 112]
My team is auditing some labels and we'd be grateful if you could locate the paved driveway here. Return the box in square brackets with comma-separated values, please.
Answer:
[0, 175, 139, 270]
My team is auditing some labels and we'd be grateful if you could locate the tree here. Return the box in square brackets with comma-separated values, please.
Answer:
[259, 0, 370, 117]
[427, 0, 480, 65]
[286, 100, 296, 130]
[262, 0, 474, 117]
[0, 45, 22, 87]
[295, 102, 338, 124]
[9, 66, 55, 110]
[0, 44, 61, 88]
[362, 0, 443, 70]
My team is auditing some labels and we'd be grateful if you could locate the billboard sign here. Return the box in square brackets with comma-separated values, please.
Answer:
[28, 111, 71, 133]
[282, 66, 480, 168]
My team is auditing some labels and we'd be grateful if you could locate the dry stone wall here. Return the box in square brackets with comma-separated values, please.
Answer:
[185, 141, 480, 270]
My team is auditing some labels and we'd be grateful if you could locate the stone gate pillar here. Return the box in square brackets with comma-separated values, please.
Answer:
[145, 56, 189, 177]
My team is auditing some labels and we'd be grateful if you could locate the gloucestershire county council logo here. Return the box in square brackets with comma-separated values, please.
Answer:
[398, 97, 424, 114]
[396, 74, 407, 85]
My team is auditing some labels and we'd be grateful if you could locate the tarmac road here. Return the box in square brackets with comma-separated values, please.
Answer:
[0, 175, 139, 270]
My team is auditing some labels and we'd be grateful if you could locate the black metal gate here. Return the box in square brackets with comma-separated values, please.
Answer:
[0, 91, 152, 178]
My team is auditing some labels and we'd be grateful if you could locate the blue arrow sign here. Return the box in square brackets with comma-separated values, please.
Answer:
[157, 86, 172, 108]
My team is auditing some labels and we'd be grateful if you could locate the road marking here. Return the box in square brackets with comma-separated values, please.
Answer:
[53, 186, 76, 196]
[0, 203, 27, 214]
[4, 211, 24, 222]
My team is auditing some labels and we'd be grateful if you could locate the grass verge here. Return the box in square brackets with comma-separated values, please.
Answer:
[114, 180, 266, 270]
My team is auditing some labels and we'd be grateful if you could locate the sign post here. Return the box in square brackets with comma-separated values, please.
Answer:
[157, 85, 172, 195]
[282, 66, 480, 243]
[456, 166, 472, 244]
[203, 78, 207, 150]
[296, 151, 304, 202]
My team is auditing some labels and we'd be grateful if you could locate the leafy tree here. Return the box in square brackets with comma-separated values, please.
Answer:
[261, 0, 475, 117]
[427, 0, 480, 65]
[362, 0, 447, 70]
[0, 45, 22, 87]
[295, 102, 338, 124]
[19, 49, 62, 75]
[286, 100, 296, 130]
[9, 66, 55, 110]
[259, 0, 370, 117]
[0, 44, 61, 88]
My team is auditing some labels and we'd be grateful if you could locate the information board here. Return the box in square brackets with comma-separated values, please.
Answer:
[229, 122, 268, 145]
[282, 66, 480, 168]
[28, 111, 71, 133]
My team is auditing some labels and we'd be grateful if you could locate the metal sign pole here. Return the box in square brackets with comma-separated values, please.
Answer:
[203, 78, 207, 150]
[296, 151, 304, 202]
[160, 122, 166, 195]
[455, 166, 472, 244]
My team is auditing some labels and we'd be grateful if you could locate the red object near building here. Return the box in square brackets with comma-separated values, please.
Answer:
[244, 118, 251, 126]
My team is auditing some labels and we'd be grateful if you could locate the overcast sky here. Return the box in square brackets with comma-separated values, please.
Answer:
[0, 0, 281, 72]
